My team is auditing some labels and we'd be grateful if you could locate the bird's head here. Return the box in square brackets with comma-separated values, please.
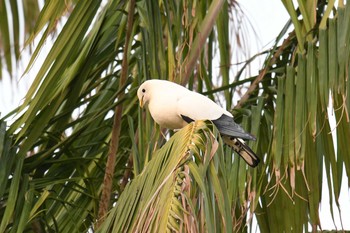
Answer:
[137, 81, 151, 108]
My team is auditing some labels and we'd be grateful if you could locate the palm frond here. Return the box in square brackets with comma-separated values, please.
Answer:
[1, 0, 350, 232]
[0, 0, 76, 78]
[98, 120, 236, 233]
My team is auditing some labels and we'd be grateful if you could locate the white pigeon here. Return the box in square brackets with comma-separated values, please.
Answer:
[137, 79, 260, 167]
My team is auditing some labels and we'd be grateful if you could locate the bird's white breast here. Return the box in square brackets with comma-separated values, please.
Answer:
[148, 90, 187, 129]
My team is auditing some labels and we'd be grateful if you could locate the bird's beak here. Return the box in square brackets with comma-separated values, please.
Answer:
[139, 96, 144, 108]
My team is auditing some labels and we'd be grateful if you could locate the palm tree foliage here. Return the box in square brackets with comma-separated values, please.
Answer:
[0, 0, 350, 232]
[0, 0, 79, 78]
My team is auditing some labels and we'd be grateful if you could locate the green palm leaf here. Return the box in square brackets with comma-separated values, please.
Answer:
[98, 120, 236, 233]
[1, 0, 350, 232]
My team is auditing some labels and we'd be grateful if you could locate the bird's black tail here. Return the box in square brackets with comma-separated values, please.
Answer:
[222, 136, 260, 167]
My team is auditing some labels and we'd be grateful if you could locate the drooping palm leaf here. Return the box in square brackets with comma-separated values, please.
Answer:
[0, 0, 77, 79]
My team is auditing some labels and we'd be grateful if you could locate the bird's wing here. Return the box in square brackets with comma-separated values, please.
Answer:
[212, 114, 256, 141]
[176, 92, 228, 121]
[176, 92, 255, 140]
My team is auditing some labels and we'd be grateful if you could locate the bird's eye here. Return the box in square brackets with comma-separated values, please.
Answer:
[142, 88, 146, 93]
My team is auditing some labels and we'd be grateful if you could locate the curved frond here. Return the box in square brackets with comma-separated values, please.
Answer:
[98, 120, 236, 233]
